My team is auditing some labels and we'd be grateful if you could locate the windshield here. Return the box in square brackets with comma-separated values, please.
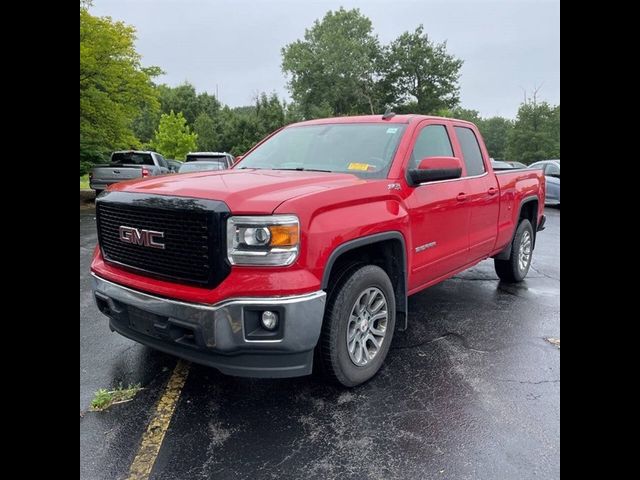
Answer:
[236, 123, 407, 179]
[178, 162, 225, 173]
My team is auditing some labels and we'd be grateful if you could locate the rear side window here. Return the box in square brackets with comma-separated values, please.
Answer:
[409, 125, 453, 169]
[111, 152, 154, 166]
[454, 127, 486, 176]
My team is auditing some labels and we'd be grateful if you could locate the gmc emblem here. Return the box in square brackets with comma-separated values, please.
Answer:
[118, 226, 165, 249]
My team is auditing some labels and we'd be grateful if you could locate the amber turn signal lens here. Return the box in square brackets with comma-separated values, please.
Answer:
[269, 224, 299, 247]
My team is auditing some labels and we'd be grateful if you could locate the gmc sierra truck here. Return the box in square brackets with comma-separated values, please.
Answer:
[91, 114, 545, 387]
[90, 150, 171, 196]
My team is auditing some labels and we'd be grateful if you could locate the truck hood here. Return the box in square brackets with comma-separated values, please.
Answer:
[109, 168, 369, 213]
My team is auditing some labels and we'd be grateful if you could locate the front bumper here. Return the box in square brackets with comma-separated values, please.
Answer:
[91, 274, 326, 378]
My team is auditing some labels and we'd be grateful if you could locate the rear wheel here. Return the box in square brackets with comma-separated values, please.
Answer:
[494, 219, 534, 283]
[317, 264, 395, 387]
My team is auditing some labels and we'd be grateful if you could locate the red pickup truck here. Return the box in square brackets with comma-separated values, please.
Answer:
[91, 114, 545, 387]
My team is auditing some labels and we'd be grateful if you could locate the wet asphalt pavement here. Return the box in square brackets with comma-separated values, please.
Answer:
[80, 207, 560, 480]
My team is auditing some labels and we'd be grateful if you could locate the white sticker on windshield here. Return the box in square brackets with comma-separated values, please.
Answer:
[386, 127, 398, 134]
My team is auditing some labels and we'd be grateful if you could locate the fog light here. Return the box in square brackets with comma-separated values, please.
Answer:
[261, 311, 278, 330]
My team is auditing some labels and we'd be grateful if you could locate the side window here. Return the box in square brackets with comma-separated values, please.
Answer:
[156, 155, 168, 168]
[454, 127, 486, 177]
[409, 125, 453, 169]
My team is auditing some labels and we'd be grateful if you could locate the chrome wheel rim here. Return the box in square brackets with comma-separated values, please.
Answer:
[346, 287, 388, 367]
[518, 230, 532, 273]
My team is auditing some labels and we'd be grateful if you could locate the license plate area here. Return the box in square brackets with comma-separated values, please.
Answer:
[127, 306, 200, 348]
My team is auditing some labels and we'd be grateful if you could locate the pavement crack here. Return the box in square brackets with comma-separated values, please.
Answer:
[392, 331, 493, 353]
[529, 265, 560, 281]
[498, 378, 560, 385]
[451, 277, 496, 282]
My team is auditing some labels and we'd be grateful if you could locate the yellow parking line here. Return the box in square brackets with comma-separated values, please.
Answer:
[127, 359, 190, 480]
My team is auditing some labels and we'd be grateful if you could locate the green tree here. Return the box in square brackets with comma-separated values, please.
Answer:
[282, 8, 382, 117]
[255, 92, 286, 136]
[149, 111, 198, 160]
[156, 83, 221, 125]
[383, 25, 463, 114]
[193, 113, 217, 151]
[435, 107, 482, 124]
[80, 4, 160, 173]
[132, 105, 161, 144]
[507, 101, 560, 163]
[480, 117, 513, 160]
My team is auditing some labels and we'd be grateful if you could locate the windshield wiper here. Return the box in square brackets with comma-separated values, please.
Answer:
[273, 167, 332, 173]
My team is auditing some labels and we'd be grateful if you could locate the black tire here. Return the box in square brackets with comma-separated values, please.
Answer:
[317, 264, 396, 387]
[494, 219, 534, 283]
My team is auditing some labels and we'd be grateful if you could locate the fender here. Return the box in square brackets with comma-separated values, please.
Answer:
[493, 195, 539, 260]
[321, 231, 408, 331]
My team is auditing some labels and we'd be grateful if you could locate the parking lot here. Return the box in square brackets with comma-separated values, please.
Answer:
[80, 207, 559, 480]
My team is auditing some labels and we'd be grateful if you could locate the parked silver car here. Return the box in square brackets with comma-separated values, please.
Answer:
[185, 152, 235, 168]
[529, 159, 560, 206]
[178, 160, 230, 173]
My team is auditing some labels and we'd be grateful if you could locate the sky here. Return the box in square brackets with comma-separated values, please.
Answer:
[90, 0, 559, 119]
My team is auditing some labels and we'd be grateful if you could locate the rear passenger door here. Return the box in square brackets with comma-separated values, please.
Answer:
[452, 125, 500, 262]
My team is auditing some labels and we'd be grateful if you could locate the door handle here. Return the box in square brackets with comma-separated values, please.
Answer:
[488, 187, 498, 196]
[456, 192, 467, 202]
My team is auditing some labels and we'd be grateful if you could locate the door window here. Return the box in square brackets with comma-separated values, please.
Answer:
[409, 125, 454, 169]
[454, 127, 486, 177]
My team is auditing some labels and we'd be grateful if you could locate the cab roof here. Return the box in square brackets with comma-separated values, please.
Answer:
[289, 114, 476, 127]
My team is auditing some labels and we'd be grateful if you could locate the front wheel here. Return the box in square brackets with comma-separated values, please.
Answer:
[494, 219, 534, 283]
[317, 264, 396, 387]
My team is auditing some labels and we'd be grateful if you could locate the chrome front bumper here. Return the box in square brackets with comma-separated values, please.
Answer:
[91, 274, 326, 378]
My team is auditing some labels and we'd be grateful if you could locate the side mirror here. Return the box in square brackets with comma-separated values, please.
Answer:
[408, 156, 463, 185]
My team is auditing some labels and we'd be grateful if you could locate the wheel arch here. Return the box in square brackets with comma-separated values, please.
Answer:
[494, 195, 539, 260]
[321, 232, 408, 331]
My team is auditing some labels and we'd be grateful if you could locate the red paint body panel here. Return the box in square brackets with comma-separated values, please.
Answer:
[91, 114, 545, 304]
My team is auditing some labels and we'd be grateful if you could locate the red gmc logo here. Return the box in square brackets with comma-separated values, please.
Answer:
[118, 226, 165, 249]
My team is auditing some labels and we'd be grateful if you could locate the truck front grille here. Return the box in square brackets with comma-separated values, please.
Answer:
[95, 191, 230, 287]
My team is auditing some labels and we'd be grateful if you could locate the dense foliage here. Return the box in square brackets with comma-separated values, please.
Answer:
[80, 4, 160, 174]
[80, 5, 559, 175]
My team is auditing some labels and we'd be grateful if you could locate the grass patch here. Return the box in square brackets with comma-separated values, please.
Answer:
[90, 383, 143, 411]
[80, 174, 90, 190]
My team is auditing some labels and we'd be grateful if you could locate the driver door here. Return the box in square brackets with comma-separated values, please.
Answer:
[404, 120, 471, 290]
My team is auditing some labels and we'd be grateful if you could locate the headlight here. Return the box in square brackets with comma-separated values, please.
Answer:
[227, 215, 300, 266]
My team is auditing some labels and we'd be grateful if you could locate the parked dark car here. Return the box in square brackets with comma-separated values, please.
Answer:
[490, 159, 517, 170]
[529, 160, 560, 206]
[178, 160, 229, 173]
[166, 159, 182, 172]
[507, 161, 527, 169]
